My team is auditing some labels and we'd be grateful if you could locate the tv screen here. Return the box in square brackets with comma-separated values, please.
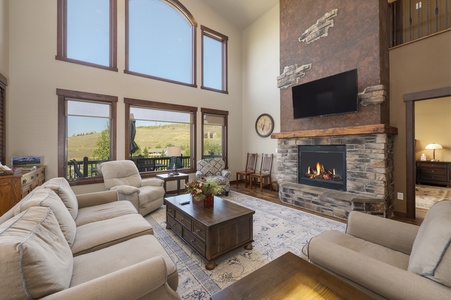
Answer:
[292, 69, 358, 119]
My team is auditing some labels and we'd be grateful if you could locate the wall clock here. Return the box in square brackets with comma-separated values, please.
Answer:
[255, 113, 275, 137]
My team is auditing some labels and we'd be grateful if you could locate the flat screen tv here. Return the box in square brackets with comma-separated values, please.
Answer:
[292, 69, 358, 119]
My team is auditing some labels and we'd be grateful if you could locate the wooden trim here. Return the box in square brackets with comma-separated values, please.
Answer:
[200, 25, 228, 93]
[271, 124, 398, 139]
[404, 86, 451, 102]
[124, 98, 198, 174]
[0, 73, 8, 87]
[56, 89, 118, 183]
[124, 0, 197, 87]
[403, 86, 451, 219]
[56, 0, 118, 71]
[200, 108, 229, 168]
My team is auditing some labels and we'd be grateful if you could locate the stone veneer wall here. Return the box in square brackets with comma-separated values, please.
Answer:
[277, 134, 394, 219]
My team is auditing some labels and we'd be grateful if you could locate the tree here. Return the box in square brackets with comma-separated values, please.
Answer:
[93, 126, 110, 160]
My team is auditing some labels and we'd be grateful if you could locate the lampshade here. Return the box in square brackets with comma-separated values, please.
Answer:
[425, 143, 443, 150]
[166, 146, 182, 157]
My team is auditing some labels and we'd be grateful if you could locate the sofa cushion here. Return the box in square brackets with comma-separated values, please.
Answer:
[42, 177, 79, 220]
[306, 230, 410, 270]
[71, 235, 177, 290]
[14, 188, 77, 247]
[408, 200, 451, 287]
[75, 200, 137, 226]
[0, 207, 73, 299]
[71, 213, 153, 255]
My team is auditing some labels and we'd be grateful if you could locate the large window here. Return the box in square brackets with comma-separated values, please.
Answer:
[201, 108, 228, 167]
[56, 0, 117, 70]
[201, 26, 228, 93]
[125, 98, 197, 174]
[126, 0, 197, 86]
[57, 89, 117, 184]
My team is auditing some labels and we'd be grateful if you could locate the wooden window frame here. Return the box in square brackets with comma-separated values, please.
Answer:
[124, 98, 198, 177]
[0, 73, 6, 166]
[201, 108, 229, 168]
[56, 0, 118, 71]
[201, 25, 228, 94]
[57, 89, 117, 185]
[125, 0, 198, 87]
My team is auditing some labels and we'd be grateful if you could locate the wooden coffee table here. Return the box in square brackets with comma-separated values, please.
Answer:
[164, 194, 255, 270]
[210, 252, 374, 299]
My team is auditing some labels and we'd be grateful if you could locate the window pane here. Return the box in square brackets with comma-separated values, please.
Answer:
[67, 0, 110, 66]
[129, 106, 192, 171]
[203, 123, 223, 157]
[203, 35, 223, 90]
[128, 0, 193, 84]
[67, 100, 110, 118]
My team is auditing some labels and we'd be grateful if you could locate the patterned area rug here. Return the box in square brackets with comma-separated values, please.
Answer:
[415, 185, 451, 209]
[145, 191, 346, 299]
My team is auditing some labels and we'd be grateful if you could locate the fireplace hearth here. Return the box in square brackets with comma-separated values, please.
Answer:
[298, 145, 346, 191]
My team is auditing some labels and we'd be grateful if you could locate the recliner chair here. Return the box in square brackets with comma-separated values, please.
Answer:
[100, 160, 165, 216]
[196, 158, 230, 196]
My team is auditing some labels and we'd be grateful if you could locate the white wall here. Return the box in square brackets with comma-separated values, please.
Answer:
[7, 0, 243, 193]
[241, 4, 280, 178]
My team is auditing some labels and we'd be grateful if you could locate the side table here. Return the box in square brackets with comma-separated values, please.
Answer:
[156, 173, 189, 195]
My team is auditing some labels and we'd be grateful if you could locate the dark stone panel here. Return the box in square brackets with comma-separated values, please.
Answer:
[279, 0, 390, 132]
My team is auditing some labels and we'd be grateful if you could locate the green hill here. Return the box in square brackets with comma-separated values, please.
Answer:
[68, 123, 222, 160]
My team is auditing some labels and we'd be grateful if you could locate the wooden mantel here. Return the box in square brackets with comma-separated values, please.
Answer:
[271, 124, 398, 139]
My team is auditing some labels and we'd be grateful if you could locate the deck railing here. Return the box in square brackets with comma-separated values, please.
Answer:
[67, 156, 192, 180]
[390, 0, 450, 47]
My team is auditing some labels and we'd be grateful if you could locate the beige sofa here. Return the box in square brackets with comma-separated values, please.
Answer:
[303, 200, 451, 300]
[0, 177, 180, 300]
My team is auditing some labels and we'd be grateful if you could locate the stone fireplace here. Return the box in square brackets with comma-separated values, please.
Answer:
[273, 124, 397, 220]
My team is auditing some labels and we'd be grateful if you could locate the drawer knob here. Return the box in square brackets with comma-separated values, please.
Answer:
[23, 179, 27, 184]
[190, 239, 195, 243]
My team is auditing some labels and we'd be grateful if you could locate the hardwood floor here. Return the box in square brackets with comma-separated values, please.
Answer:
[231, 181, 423, 225]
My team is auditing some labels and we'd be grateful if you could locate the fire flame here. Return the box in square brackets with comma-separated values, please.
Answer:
[316, 162, 321, 175]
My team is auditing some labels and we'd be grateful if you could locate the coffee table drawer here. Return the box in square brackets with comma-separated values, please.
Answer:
[192, 221, 206, 242]
[183, 229, 206, 256]
[167, 215, 183, 236]
[175, 210, 191, 229]
[166, 203, 175, 218]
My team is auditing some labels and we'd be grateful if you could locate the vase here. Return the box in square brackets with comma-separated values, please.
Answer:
[192, 194, 214, 208]
[203, 194, 214, 208]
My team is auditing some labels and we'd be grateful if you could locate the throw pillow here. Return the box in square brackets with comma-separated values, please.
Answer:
[408, 200, 451, 287]
[15, 188, 77, 247]
[0, 207, 73, 299]
[42, 177, 79, 219]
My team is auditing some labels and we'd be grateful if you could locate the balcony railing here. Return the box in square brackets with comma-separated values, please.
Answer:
[67, 156, 192, 180]
[390, 0, 450, 47]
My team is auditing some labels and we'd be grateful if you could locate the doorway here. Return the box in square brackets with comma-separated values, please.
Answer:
[405, 86, 451, 219]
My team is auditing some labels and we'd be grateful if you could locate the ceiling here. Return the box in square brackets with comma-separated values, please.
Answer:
[201, 0, 279, 30]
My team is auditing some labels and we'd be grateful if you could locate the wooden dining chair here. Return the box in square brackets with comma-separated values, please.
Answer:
[236, 153, 258, 188]
[250, 153, 273, 191]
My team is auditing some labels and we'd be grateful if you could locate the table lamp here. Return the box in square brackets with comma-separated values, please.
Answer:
[166, 146, 182, 175]
[425, 143, 442, 161]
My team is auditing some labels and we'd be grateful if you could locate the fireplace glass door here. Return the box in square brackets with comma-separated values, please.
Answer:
[298, 145, 346, 191]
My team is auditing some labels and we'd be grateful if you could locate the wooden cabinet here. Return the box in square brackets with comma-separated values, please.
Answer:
[0, 166, 45, 216]
[416, 161, 451, 187]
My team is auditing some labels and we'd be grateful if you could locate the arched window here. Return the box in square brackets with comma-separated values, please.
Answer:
[126, 0, 197, 86]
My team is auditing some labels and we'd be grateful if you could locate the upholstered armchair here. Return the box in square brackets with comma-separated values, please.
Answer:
[196, 158, 230, 196]
[100, 160, 165, 216]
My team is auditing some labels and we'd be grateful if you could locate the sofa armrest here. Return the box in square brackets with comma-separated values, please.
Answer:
[308, 237, 451, 300]
[141, 178, 164, 187]
[346, 211, 419, 255]
[111, 185, 140, 196]
[221, 169, 231, 179]
[40, 256, 180, 300]
[76, 190, 118, 208]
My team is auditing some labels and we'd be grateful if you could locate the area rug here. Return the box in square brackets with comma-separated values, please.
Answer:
[145, 191, 346, 299]
[415, 185, 451, 209]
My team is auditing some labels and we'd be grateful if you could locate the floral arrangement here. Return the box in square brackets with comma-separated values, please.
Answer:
[185, 178, 223, 201]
